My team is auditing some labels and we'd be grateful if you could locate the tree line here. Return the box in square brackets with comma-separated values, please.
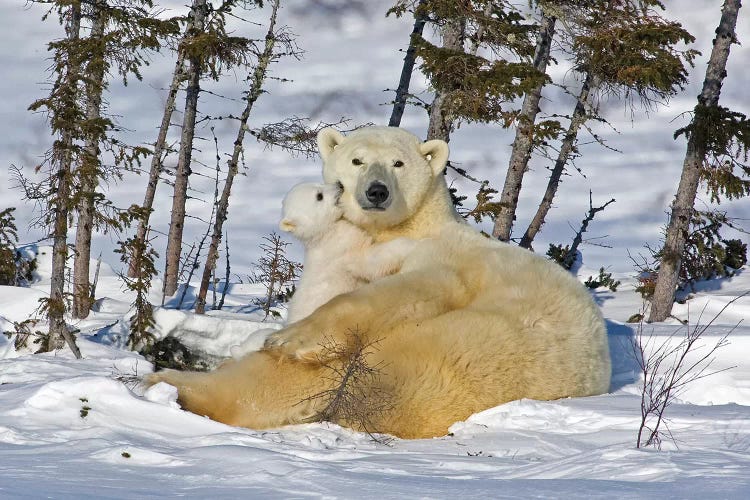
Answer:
[2, 0, 747, 357]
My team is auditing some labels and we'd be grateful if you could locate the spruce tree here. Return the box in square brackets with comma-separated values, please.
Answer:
[28, 1, 86, 357]
[649, 0, 747, 322]
[493, 4, 556, 241]
[195, 0, 295, 314]
[518, 0, 696, 249]
[67, 0, 178, 318]
[392, 1, 543, 142]
[162, 0, 260, 300]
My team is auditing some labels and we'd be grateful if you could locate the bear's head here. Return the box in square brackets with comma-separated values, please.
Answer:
[279, 182, 343, 242]
[316, 127, 449, 231]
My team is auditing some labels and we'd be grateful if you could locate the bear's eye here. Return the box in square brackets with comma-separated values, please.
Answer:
[316, 192, 324, 201]
[393, 160, 404, 168]
[351, 158, 363, 166]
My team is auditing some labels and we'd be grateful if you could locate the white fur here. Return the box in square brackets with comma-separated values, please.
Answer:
[279, 182, 415, 324]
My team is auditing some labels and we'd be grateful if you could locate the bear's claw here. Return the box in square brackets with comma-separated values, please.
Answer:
[263, 330, 328, 362]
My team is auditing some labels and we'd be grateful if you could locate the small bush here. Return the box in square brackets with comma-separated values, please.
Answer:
[673, 210, 748, 289]
[546, 243, 573, 270]
[252, 233, 302, 318]
[3, 319, 45, 351]
[584, 267, 621, 292]
[0, 208, 37, 287]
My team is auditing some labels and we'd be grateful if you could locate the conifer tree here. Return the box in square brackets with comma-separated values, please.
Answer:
[391, 1, 543, 143]
[28, 1, 86, 357]
[195, 0, 295, 314]
[162, 0, 259, 300]
[649, 0, 747, 322]
[492, 5, 556, 241]
[69, 0, 178, 318]
[518, 0, 696, 249]
[72, 1, 106, 319]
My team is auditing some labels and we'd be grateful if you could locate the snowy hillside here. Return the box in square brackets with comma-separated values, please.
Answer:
[1, 0, 750, 498]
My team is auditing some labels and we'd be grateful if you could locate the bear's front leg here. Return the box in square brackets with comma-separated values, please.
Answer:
[264, 267, 470, 362]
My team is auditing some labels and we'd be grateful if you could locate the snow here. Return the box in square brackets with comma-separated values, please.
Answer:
[1, 0, 750, 498]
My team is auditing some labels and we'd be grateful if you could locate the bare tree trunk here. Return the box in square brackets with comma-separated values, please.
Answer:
[426, 18, 464, 142]
[648, 0, 741, 322]
[195, 0, 281, 314]
[519, 72, 595, 250]
[492, 12, 557, 241]
[128, 50, 185, 278]
[388, 0, 427, 127]
[126, 0, 192, 280]
[47, 3, 83, 359]
[163, 0, 207, 300]
[72, 2, 106, 319]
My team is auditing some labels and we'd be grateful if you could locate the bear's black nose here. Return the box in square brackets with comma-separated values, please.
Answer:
[366, 182, 389, 205]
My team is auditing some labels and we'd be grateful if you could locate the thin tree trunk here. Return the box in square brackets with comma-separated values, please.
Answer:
[388, 0, 427, 127]
[128, 50, 185, 278]
[648, 0, 741, 322]
[519, 72, 595, 250]
[426, 18, 464, 142]
[73, 2, 106, 319]
[163, 0, 207, 300]
[492, 12, 557, 242]
[195, 0, 281, 314]
[47, 3, 82, 358]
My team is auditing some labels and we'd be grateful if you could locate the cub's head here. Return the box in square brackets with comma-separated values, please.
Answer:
[317, 126, 449, 231]
[279, 182, 343, 242]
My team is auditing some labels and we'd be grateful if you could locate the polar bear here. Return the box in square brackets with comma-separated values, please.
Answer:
[147, 126, 611, 439]
[279, 182, 416, 324]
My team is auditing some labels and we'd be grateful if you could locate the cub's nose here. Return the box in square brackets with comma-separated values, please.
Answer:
[365, 182, 389, 205]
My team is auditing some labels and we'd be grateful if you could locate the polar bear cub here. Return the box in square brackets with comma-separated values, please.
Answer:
[280, 182, 415, 324]
[230, 182, 414, 360]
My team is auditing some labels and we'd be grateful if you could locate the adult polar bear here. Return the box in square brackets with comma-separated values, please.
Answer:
[146, 126, 611, 439]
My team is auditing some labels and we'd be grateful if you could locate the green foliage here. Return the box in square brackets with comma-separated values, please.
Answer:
[114, 207, 159, 351]
[675, 211, 748, 289]
[546, 243, 573, 269]
[584, 267, 621, 292]
[0, 208, 19, 286]
[574, 9, 697, 99]
[417, 39, 546, 126]
[646, 211, 748, 293]
[458, 181, 504, 224]
[3, 319, 46, 352]
[675, 105, 750, 203]
[406, 0, 546, 126]
[179, 0, 264, 80]
[546, 243, 584, 271]
[79, 397, 91, 418]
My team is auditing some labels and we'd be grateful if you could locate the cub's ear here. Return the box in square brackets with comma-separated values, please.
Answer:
[317, 128, 345, 162]
[279, 218, 296, 233]
[419, 139, 450, 175]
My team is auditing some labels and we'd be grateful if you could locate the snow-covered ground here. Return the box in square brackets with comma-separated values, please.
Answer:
[1, 0, 750, 498]
[1, 254, 749, 498]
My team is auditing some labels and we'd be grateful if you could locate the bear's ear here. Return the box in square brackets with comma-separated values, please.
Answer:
[317, 128, 345, 162]
[279, 218, 296, 233]
[419, 139, 450, 175]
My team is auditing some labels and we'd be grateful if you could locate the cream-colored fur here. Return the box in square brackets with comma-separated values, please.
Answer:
[279, 182, 415, 324]
[146, 126, 611, 439]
